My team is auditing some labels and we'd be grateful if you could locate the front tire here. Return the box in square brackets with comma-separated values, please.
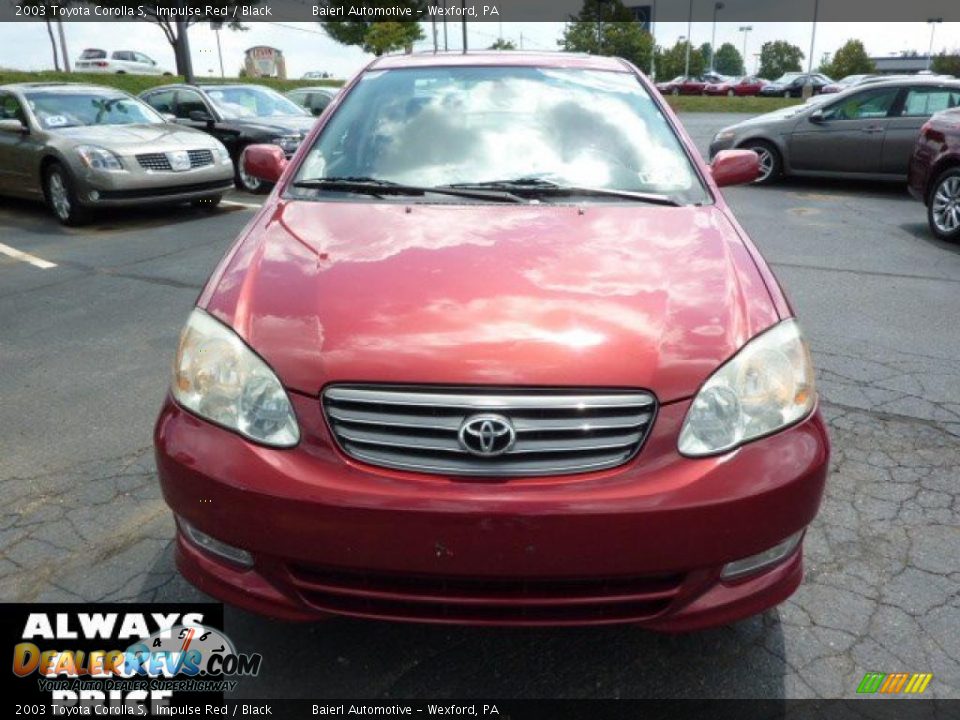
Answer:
[928, 168, 960, 242]
[44, 163, 92, 226]
[727, 89, 735, 97]
[783, 90, 791, 98]
[741, 141, 782, 185]
[671, 88, 680, 96]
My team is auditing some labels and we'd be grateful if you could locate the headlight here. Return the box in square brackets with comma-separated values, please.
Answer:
[678, 319, 816, 457]
[172, 309, 299, 447]
[271, 135, 301, 154]
[76, 145, 124, 171]
[713, 129, 736, 143]
[213, 143, 231, 165]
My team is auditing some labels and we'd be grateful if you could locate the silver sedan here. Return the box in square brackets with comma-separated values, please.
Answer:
[709, 77, 960, 184]
[0, 82, 234, 225]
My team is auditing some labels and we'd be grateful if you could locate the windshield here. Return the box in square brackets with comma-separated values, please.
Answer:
[24, 91, 163, 129]
[204, 86, 308, 119]
[775, 73, 802, 83]
[295, 66, 707, 203]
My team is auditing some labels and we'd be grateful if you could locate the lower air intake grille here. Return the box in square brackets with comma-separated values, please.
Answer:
[322, 385, 657, 477]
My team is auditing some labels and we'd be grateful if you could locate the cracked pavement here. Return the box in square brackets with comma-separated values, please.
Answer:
[1, 117, 958, 698]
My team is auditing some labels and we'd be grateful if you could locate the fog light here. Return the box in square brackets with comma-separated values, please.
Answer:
[88, 190, 99, 201]
[179, 517, 253, 569]
[721, 530, 804, 581]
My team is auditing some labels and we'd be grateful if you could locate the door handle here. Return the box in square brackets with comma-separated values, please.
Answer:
[861, 125, 884, 134]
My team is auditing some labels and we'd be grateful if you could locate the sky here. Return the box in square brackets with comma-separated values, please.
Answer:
[0, 21, 958, 80]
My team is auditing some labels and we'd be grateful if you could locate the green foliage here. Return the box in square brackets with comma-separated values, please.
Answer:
[758, 40, 805, 79]
[654, 40, 706, 80]
[699, 42, 712, 69]
[489, 38, 517, 50]
[931, 51, 960, 77]
[0, 70, 343, 96]
[559, 0, 654, 72]
[713, 43, 744, 76]
[321, 1, 425, 56]
[819, 39, 874, 79]
[666, 95, 802, 112]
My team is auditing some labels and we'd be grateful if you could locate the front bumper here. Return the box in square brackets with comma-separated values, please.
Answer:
[154, 394, 829, 630]
[75, 164, 234, 207]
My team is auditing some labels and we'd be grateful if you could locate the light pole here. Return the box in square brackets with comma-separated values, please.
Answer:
[739, 25, 752, 75]
[710, 2, 724, 72]
[650, 0, 657, 80]
[803, 0, 819, 98]
[926, 18, 943, 70]
[683, 0, 693, 77]
[211, 21, 225, 78]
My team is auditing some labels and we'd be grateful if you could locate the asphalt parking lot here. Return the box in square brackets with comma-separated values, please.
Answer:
[2, 112, 958, 699]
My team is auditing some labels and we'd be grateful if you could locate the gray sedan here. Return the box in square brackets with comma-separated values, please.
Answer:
[709, 77, 960, 184]
[0, 83, 234, 225]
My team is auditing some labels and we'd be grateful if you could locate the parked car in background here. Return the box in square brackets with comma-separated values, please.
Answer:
[74, 48, 173, 76]
[155, 51, 830, 631]
[139, 83, 315, 193]
[711, 77, 960, 183]
[656, 75, 707, 95]
[0, 83, 233, 225]
[704, 76, 767, 97]
[301, 71, 331, 80]
[908, 107, 960, 242]
[758, 73, 832, 98]
[285, 86, 338, 117]
[820, 74, 877, 94]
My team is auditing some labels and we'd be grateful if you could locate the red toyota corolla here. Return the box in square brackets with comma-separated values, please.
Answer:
[155, 52, 830, 630]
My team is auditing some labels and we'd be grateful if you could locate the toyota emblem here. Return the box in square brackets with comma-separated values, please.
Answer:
[458, 414, 516, 457]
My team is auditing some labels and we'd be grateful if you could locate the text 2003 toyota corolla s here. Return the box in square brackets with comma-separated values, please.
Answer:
[154, 52, 830, 630]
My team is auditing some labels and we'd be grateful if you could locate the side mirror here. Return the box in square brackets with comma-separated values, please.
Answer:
[162, 113, 177, 123]
[0, 118, 27, 134]
[710, 149, 759, 187]
[243, 144, 287, 184]
[188, 109, 213, 124]
[809, 109, 825, 123]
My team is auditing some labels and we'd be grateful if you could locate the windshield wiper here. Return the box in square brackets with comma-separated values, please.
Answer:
[447, 178, 683, 206]
[291, 177, 524, 203]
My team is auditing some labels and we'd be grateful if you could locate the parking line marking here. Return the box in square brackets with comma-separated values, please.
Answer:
[221, 200, 264, 210]
[0, 242, 57, 269]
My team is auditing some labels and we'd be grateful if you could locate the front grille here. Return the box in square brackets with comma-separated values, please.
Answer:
[322, 385, 656, 477]
[136, 149, 214, 171]
[287, 564, 682, 624]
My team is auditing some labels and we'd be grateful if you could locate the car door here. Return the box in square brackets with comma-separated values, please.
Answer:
[881, 85, 960, 175]
[134, 53, 160, 75]
[0, 92, 35, 193]
[788, 86, 901, 173]
[111, 51, 133, 73]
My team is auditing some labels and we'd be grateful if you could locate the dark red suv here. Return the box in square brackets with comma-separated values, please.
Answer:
[909, 107, 960, 242]
[154, 52, 830, 630]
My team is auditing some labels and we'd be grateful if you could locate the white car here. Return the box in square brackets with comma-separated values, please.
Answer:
[75, 49, 172, 76]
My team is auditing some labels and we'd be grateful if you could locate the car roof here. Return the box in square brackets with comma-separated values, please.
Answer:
[0, 82, 129, 94]
[368, 51, 631, 73]
[842, 76, 960, 89]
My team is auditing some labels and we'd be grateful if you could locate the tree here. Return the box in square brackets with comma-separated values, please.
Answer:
[19, 2, 64, 71]
[321, 1, 425, 56]
[489, 38, 517, 50]
[931, 51, 960, 77]
[559, 0, 654, 73]
[654, 40, 706, 80]
[713, 42, 744, 75]
[758, 40, 804, 79]
[699, 42, 712, 70]
[820, 39, 874, 79]
[87, 1, 255, 78]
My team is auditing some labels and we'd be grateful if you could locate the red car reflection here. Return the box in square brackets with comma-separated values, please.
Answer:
[656, 75, 708, 96]
[155, 52, 830, 630]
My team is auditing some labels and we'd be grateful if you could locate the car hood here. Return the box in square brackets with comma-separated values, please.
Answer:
[200, 201, 781, 402]
[229, 115, 315, 135]
[51, 123, 221, 151]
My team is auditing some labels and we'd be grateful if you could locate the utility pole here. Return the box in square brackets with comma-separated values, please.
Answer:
[432, 1, 438, 53]
[926, 18, 942, 70]
[650, 0, 657, 80]
[710, 2, 723, 72]
[803, 0, 819, 98]
[211, 21, 225, 78]
[683, 0, 693, 77]
[739, 25, 752, 74]
[461, 0, 467, 53]
[442, 0, 448, 51]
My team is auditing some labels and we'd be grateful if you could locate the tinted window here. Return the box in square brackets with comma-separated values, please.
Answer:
[901, 87, 960, 117]
[296, 66, 707, 202]
[143, 89, 175, 115]
[824, 87, 900, 120]
[0, 93, 26, 123]
[175, 89, 210, 119]
[80, 49, 106, 59]
[112, 51, 133, 61]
